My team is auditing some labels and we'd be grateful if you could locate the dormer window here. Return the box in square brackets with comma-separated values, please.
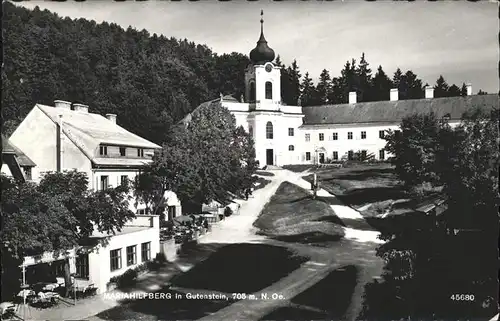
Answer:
[119, 147, 126, 157]
[137, 148, 144, 157]
[99, 145, 108, 156]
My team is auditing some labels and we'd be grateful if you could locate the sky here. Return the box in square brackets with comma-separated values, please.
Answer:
[18, 0, 499, 94]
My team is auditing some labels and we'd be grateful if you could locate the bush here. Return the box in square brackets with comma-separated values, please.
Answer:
[224, 207, 233, 217]
[219, 214, 224, 221]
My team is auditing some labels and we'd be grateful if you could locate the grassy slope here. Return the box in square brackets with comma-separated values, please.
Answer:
[254, 181, 345, 244]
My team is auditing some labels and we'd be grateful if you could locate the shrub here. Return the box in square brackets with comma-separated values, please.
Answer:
[219, 214, 224, 221]
[224, 206, 233, 217]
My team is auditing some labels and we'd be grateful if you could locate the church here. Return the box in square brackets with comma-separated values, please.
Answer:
[193, 13, 498, 168]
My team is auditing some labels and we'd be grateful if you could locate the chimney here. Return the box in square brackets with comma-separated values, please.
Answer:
[106, 113, 117, 124]
[390, 88, 399, 101]
[425, 86, 434, 99]
[348, 91, 357, 104]
[73, 103, 89, 113]
[466, 83, 472, 96]
[54, 100, 71, 110]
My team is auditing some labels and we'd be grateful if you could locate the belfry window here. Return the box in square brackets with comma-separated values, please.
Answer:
[266, 121, 273, 139]
[249, 126, 253, 137]
[265, 82, 273, 99]
[249, 82, 256, 102]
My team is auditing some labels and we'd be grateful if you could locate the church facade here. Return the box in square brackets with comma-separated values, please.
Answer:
[202, 14, 497, 168]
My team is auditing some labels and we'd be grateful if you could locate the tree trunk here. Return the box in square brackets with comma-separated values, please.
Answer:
[63, 258, 72, 298]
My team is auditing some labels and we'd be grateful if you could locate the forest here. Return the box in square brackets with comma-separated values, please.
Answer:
[1, 2, 487, 144]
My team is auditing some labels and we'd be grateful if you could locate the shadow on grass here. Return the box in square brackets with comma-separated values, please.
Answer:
[255, 170, 275, 177]
[291, 265, 358, 318]
[96, 288, 234, 321]
[272, 231, 343, 244]
[335, 187, 407, 206]
[171, 244, 308, 293]
[260, 306, 328, 320]
[253, 177, 271, 192]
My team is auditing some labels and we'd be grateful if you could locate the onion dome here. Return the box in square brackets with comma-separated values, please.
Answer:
[249, 10, 275, 65]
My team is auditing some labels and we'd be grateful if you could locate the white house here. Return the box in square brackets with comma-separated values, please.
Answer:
[187, 13, 497, 168]
[8, 100, 182, 218]
[21, 215, 160, 295]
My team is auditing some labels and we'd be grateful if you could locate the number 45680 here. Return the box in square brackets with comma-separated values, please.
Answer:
[450, 294, 475, 301]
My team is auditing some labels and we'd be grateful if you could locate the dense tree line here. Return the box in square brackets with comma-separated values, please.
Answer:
[276, 53, 485, 107]
[361, 108, 499, 320]
[2, 2, 249, 143]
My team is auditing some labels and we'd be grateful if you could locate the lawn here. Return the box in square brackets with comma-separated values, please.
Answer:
[170, 243, 308, 294]
[254, 181, 345, 245]
[255, 170, 275, 177]
[302, 164, 409, 217]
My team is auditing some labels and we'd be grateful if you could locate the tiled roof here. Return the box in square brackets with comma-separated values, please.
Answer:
[2, 134, 36, 167]
[302, 94, 498, 125]
[37, 105, 161, 162]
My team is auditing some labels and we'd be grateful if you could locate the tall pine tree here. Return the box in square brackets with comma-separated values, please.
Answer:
[434, 75, 450, 98]
[355, 53, 372, 102]
[372, 65, 393, 101]
[316, 69, 332, 104]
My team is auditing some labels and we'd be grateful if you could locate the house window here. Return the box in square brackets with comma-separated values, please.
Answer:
[305, 133, 310, 142]
[319, 133, 324, 141]
[361, 150, 367, 159]
[333, 151, 338, 160]
[379, 130, 385, 139]
[288, 128, 294, 136]
[265, 81, 273, 99]
[99, 145, 108, 156]
[249, 126, 253, 137]
[306, 152, 311, 161]
[76, 254, 89, 280]
[249, 82, 256, 102]
[100, 175, 109, 190]
[126, 245, 137, 266]
[379, 149, 385, 160]
[110, 248, 122, 271]
[266, 122, 273, 139]
[23, 167, 32, 180]
[141, 242, 151, 262]
[332, 132, 338, 140]
[348, 150, 354, 160]
[361, 131, 366, 139]
[347, 132, 353, 140]
[137, 148, 144, 157]
[119, 147, 126, 156]
[137, 209, 146, 215]
[120, 175, 128, 186]
[288, 145, 294, 151]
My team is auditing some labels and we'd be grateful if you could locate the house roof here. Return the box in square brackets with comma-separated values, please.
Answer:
[37, 104, 161, 162]
[2, 134, 36, 167]
[301, 94, 498, 125]
[180, 98, 222, 126]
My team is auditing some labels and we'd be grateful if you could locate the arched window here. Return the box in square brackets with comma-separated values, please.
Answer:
[249, 82, 256, 102]
[249, 126, 253, 137]
[266, 121, 273, 139]
[288, 145, 294, 151]
[265, 81, 273, 99]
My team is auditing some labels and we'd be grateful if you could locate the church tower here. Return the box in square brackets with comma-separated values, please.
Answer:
[244, 10, 281, 110]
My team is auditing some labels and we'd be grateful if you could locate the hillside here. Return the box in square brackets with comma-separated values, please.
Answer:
[1, 2, 249, 144]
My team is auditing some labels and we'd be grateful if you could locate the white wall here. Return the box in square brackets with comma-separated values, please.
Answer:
[89, 215, 160, 294]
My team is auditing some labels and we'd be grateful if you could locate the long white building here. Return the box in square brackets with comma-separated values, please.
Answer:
[191, 14, 497, 168]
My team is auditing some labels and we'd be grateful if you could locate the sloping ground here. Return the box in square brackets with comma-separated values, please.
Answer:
[170, 244, 308, 294]
[254, 181, 345, 244]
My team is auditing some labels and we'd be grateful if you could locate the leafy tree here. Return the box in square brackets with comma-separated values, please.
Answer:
[355, 52, 372, 102]
[447, 84, 461, 97]
[135, 103, 257, 213]
[316, 69, 332, 104]
[477, 89, 488, 95]
[371, 65, 393, 101]
[299, 72, 318, 107]
[384, 112, 442, 188]
[282, 59, 302, 106]
[434, 75, 450, 98]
